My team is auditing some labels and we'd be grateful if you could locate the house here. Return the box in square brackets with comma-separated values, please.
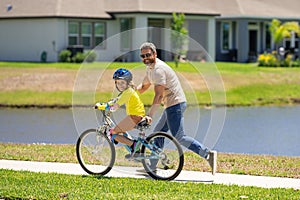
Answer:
[0, 0, 299, 63]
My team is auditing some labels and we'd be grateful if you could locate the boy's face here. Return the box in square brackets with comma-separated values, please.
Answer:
[115, 79, 128, 92]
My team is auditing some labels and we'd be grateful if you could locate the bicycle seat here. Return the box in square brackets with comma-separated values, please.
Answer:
[135, 118, 150, 130]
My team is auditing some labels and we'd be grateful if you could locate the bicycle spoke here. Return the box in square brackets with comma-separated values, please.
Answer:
[76, 129, 115, 175]
[141, 132, 184, 180]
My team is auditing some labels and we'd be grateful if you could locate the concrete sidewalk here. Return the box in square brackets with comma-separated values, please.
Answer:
[1, 159, 299, 189]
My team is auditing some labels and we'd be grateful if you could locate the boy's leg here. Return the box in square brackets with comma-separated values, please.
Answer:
[111, 115, 142, 146]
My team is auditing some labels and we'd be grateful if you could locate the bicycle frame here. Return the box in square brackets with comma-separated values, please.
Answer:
[97, 110, 162, 161]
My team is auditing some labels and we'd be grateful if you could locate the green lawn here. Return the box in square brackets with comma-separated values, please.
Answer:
[1, 61, 300, 107]
[1, 169, 299, 200]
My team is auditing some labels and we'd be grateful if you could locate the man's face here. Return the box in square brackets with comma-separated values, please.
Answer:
[140, 48, 156, 66]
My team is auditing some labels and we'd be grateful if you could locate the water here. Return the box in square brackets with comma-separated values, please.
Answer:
[0, 106, 299, 156]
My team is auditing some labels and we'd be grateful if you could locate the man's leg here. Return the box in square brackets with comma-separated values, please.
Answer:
[166, 102, 209, 158]
[166, 102, 217, 175]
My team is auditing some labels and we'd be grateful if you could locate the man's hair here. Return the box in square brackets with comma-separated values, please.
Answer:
[140, 42, 156, 53]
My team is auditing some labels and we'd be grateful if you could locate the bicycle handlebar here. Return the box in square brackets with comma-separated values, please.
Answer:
[95, 102, 110, 110]
[95, 98, 118, 111]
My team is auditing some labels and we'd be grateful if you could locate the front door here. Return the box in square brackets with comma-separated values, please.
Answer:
[248, 29, 258, 62]
[249, 30, 257, 53]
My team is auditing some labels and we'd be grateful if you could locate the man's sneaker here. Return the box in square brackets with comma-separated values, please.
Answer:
[206, 150, 217, 175]
[136, 167, 157, 174]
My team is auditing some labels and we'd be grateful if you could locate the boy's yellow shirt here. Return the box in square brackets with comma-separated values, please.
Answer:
[116, 87, 145, 116]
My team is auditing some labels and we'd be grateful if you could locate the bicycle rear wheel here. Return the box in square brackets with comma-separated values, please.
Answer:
[76, 128, 115, 175]
[141, 132, 184, 181]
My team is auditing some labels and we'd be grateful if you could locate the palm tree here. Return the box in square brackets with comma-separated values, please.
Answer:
[269, 19, 300, 65]
[269, 19, 300, 51]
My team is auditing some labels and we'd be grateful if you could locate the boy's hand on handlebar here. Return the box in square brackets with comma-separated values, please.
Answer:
[94, 102, 109, 110]
[94, 102, 102, 109]
[95, 102, 118, 112]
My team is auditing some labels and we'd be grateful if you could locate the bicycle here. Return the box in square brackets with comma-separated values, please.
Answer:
[76, 100, 184, 181]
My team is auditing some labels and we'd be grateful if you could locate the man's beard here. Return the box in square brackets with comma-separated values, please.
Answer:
[144, 58, 155, 67]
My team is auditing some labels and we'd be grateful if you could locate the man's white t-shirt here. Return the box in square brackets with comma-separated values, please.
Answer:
[145, 58, 186, 108]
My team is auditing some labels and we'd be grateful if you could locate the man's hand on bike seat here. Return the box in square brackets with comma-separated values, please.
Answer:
[144, 116, 152, 124]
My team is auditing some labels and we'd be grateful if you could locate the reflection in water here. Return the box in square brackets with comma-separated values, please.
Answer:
[0, 106, 299, 156]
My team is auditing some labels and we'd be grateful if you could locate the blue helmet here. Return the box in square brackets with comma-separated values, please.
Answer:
[113, 68, 132, 82]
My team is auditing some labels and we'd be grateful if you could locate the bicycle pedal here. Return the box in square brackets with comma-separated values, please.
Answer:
[125, 156, 141, 163]
[163, 165, 170, 170]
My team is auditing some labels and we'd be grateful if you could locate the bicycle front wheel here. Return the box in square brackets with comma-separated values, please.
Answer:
[141, 132, 184, 181]
[76, 129, 115, 175]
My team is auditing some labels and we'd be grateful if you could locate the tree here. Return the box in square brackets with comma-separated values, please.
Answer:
[269, 19, 300, 51]
[171, 13, 189, 67]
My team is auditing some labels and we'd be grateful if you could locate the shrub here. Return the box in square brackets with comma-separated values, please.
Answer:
[293, 59, 300, 66]
[258, 52, 278, 67]
[284, 54, 293, 67]
[84, 50, 97, 63]
[59, 49, 97, 63]
[72, 52, 85, 63]
[257, 51, 299, 67]
[59, 50, 72, 62]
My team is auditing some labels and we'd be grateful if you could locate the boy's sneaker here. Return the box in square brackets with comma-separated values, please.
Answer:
[125, 140, 140, 159]
[206, 150, 217, 175]
[107, 128, 113, 140]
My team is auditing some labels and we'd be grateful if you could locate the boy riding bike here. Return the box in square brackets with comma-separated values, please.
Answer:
[96, 68, 146, 157]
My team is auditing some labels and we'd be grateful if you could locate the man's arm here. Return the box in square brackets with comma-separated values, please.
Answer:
[147, 84, 164, 118]
[137, 76, 151, 94]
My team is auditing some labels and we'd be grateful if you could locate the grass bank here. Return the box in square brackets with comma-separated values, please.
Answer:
[0, 61, 300, 107]
[1, 143, 299, 179]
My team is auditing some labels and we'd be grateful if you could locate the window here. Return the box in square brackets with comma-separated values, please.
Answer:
[94, 23, 105, 46]
[81, 23, 92, 47]
[264, 23, 272, 50]
[68, 22, 79, 46]
[68, 21, 106, 48]
[120, 18, 132, 50]
[221, 22, 231, 52]
[284, 31, 299, 51]
[295, 34, 299, 50]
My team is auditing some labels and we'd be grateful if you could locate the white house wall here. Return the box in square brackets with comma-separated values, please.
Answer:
[0, 18, 66, 62]
[186, 17, 216, 62]
[0, 15, 216, 62]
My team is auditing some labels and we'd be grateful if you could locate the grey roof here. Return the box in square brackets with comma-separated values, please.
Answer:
[1, 0, 300, 19]
[0, 0, 110, 19]
[215, 0, 300, 19]
[104, 0, 219, 16]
